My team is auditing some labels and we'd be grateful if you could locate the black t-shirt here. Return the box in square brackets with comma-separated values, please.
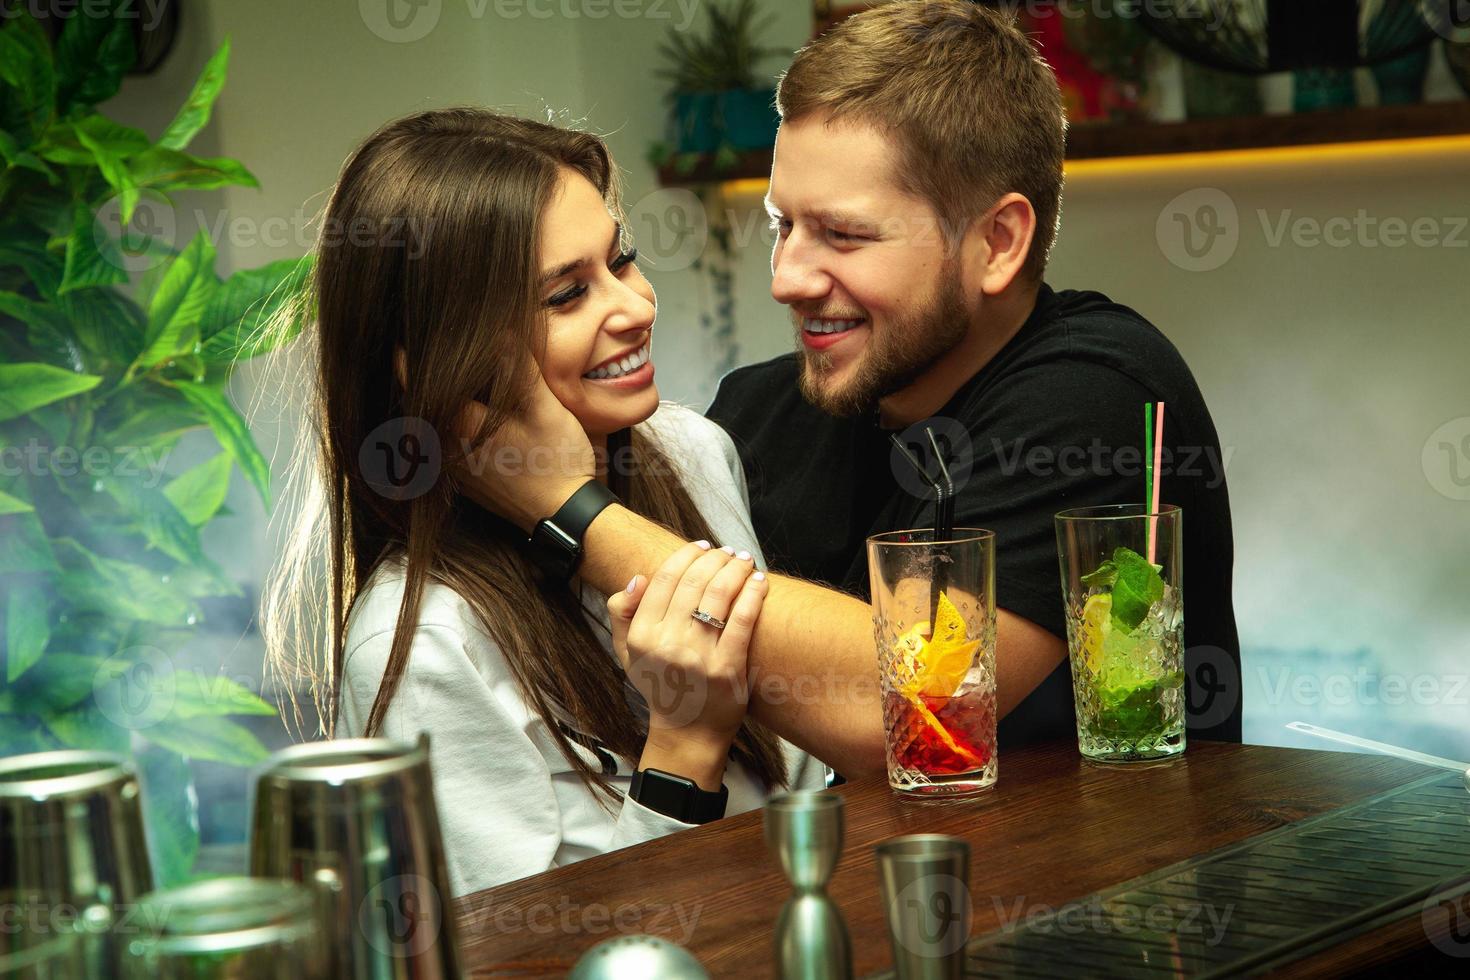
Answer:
[706, 284, 1242, 747]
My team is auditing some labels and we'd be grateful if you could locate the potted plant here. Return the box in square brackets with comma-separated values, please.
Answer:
[0, 3, 309, 883]
[655, 0, 783, 165]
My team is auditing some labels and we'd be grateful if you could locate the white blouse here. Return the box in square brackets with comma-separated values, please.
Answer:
[337, 402, 828, 897]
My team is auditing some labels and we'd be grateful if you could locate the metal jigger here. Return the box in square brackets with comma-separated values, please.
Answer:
[0, 750, 155, 976]
[248, 735, 462, 979]
[120, 876, 329, 978]
[875, 835, 972, 980]
[763, 792, 853, 980]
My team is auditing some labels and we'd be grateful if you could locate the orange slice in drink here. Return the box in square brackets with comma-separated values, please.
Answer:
[903, 592, 980, 699]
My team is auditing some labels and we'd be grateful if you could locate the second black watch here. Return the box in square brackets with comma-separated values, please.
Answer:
[628, 768, 728, 825]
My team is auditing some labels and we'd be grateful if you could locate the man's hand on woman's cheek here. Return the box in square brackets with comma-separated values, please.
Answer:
[452, 370, 595, 532]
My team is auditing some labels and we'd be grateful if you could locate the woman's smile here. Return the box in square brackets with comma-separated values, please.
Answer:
[582, 339, 654, 389]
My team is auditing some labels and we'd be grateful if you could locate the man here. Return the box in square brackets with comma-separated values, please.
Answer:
[467, 0, 1239, 784]
[705, 0, 1241, 748]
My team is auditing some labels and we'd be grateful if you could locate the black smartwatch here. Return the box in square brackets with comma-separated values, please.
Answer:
[629, 768, 729, 825]
[525, 480, 619, 585]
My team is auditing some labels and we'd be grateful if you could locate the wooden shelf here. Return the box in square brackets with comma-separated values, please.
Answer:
[653, 101, 1470, 188]
[655, 148, 772, 188]
[1065, 100, 1470, 159]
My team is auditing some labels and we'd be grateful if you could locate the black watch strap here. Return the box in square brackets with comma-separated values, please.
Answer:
[629, 768, 728, 825]
[525, 480, 619, 585]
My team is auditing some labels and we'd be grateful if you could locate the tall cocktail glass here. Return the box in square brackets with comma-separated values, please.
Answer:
[867, 529, 997, 798]
[1055, 504, 1185, 763]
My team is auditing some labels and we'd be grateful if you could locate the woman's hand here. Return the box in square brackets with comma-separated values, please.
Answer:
[607, 541, 770, 791]
[452, 368, 595, 533]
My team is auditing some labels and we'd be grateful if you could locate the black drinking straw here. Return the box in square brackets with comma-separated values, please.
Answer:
[889, 428, 955, 625]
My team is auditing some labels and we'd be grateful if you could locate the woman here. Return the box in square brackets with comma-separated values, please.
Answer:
[263, 107, 826, 897]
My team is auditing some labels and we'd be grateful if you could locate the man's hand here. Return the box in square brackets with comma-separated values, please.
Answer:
[453, 369, 594, 532]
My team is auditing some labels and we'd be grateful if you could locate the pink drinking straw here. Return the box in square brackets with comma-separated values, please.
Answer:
[1148, 402, 1165, 564]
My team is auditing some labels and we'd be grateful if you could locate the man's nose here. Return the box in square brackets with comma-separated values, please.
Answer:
[771, 233, 830, 306]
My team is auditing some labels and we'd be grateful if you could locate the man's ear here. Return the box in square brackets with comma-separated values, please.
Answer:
[958, 192, 1036, 297]
[393, 346, 408, 391]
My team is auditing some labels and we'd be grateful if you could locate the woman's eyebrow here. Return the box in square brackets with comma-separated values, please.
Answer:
[539, 223, 622, 285]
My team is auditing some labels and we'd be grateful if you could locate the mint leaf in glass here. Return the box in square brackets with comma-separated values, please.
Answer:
[1080, 560, 1117, 589]
[1108, 546, 1165, 632]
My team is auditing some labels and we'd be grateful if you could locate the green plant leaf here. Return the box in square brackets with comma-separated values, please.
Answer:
[169, 562, 243, 600]
[12, 653, 108, 712]
[136, 231, 216, 371]
[101, 475, 204, 565]
[52, 538, 200, 626]
[0, 715, 53, 756]
[0, 488, 34, 514]
[0, 130, 57, 183]
[172, 381, 270, 510]
[162, 452, 232, 526]
[159, 39, 230, 152]
[0, 13, 55, 143]
[73, 117, 148, 222]
[33, 120, 106, 166]
[0, 479, 58, 574]
[104, 401, 204, 449]
[0, 240, 65, 299]
[5, 580, 50, 682]
[0, 289, 73, 357]
[199, 255, 311, 361]
[58, 285, 146, 364]
[128, 147, 259, 194]
[55, 0, 136, 113]
[0, 361, 102, 421]
[73, 116, 152, 158]
[40, 705, 128, 753]
[145, 715, 269, 766]
[60, 199, 128, 293]
[136, 745, 200, 886]
[170, 670, 275, 720]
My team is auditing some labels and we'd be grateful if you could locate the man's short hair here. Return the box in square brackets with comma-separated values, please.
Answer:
[776, 0, 1067, 283]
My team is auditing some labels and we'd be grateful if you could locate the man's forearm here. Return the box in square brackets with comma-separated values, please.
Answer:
[578, 506, 887, 777]
[579, 506, 1067, 779]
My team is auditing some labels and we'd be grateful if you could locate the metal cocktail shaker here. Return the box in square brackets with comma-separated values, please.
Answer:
[248, 734, 462, 979]
[0, 750, 155, 975]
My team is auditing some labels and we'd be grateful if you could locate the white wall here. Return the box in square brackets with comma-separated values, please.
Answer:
[1051, 144, 1470, 756]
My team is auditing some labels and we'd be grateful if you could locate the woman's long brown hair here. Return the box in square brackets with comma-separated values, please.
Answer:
[261, 107, 788, 801]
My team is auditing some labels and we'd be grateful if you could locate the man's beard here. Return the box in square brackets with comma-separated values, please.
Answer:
[795, 266, 971, 418]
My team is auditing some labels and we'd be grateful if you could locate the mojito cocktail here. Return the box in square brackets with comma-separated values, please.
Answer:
[868, 530, 998, 798]
[1056, 505, 1185, 763]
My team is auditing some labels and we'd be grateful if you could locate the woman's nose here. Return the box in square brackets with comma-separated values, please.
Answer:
[606, 277, 655, 334]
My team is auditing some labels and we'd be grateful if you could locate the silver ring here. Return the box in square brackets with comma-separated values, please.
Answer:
[690, 610, 727, 630]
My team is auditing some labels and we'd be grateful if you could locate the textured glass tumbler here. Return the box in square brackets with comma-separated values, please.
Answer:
[867, 530, 997, 798]
[1055, 504, 1185, 763]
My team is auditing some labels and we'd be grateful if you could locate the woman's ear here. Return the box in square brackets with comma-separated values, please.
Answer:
[393, 347, 408, 391]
